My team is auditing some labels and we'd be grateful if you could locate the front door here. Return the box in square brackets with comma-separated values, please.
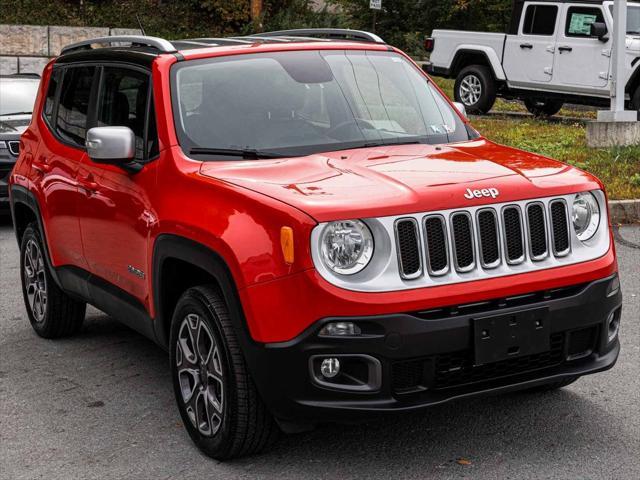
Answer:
[503, 2, 560, 87]
[78, 65, 160, 308]
[553, 4, 611, 92]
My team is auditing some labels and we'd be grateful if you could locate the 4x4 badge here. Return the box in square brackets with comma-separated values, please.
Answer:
[464, 187, 499, 200]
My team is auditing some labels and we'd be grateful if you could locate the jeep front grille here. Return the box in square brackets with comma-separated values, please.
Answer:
[396, 199, 576, 282]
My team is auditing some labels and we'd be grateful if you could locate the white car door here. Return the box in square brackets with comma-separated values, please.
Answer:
[503, 2, 560, 87]
[552, 3, 611, 94]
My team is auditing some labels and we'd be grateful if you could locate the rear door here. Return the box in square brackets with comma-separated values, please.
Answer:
[503, 2, 560, 86]
[552, 3, 611, 92]
[77, 64, 159, 307]
[34, 65, 97, 269]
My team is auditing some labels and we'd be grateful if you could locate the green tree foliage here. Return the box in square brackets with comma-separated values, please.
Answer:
[1, 0, 512, 55]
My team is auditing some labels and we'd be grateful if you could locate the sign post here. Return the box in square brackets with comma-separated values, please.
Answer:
[370, 0, 381, 33]
[597, 0, 636, 122]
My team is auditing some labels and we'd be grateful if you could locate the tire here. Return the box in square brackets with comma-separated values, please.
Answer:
[524, 376, 579, 393]
[169, 286, 279, 460]
[19, 223, 86, 338]
[630, 87, 640, 119]
[524, 97, 564, 118]
[454, 65, 497, 114]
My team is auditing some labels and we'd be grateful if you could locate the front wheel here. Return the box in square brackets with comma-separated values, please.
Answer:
[454, 65, 497, 114]
[169, 286, 278, 460]
[524, 98, 564, 118]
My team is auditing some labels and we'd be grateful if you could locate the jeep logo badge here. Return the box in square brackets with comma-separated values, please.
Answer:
[464, 188, 499, 200]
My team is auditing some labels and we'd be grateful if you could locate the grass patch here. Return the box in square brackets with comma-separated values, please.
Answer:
[431, 78, 638, 199]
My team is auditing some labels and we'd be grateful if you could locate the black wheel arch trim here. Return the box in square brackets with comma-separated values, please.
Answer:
[9, 184, 62, 287]
[451, 49, 496, 78]
[151, 234, 254, 352]
[626, 62, 640, 95]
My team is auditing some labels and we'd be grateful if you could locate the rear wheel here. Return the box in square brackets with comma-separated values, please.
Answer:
[169, 286, 279, 460]
[19, 223, 86, 338]
[524, 97, 564, 118]
[454, 65, 497, 114]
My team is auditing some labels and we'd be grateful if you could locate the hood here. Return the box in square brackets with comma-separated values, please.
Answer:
[199, 140, 600, 222]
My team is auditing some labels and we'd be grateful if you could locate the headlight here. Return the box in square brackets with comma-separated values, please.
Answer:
[572, 192, 600, 241]
[320, 220, 374, 275]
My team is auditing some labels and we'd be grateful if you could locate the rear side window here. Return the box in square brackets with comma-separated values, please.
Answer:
[44, 69, 61, 124]
[55, 66, 96, 146]
[566, 7, 605, 37]
[96, 67, 158, 161]
[523, 5, 558, 35]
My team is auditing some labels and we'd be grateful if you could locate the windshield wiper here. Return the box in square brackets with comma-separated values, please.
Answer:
[0, 111, 32, 117]
[189, 147, 288, 159]
[363, 140, 423, 148]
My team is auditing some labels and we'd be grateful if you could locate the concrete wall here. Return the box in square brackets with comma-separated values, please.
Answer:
[0, 25, 142, 76]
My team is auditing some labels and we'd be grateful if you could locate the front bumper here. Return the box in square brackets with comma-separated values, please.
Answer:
[245, 274, 621, 424]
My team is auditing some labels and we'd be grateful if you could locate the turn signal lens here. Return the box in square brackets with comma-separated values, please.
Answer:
[280, 226, 294, 264]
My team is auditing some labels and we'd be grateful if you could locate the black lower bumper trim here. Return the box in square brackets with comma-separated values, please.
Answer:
[244, 274, 622, 423]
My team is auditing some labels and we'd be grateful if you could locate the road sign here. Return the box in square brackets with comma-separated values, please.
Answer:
[370, 0, 382, 10]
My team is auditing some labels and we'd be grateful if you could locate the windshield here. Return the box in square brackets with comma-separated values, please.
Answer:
[609, 4, 640, 33]
[171, 50, 469, 159]
[0, 79, 39, 116]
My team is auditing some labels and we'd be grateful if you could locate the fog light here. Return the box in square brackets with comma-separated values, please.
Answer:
[607, 310, 621, 343]
[319, 321, 361, 337]
[320, 358, 340, 378]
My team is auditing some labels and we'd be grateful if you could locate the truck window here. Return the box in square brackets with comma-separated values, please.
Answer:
[522, 4, 558, 35]
[565, 7, 605, 37]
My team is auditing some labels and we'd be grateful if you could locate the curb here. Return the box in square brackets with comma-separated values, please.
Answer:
[609, 199, 640, 225]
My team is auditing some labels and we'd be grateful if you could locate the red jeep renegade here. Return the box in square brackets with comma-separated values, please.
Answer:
[9, 30, 622, 460]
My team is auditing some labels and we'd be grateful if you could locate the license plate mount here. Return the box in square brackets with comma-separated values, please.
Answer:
[473, 307, 551, 366]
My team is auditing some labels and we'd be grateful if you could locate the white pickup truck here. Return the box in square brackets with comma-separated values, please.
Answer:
[425, 0, 640, 117]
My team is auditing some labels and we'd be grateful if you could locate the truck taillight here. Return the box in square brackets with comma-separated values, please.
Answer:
[424, 37, 435, 53]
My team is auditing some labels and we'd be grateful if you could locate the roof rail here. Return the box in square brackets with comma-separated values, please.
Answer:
[253, 28, 385, 44]
[60, 35, 176, 55]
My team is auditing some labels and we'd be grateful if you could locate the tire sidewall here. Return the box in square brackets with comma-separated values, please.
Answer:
[169, 289, 236, 456]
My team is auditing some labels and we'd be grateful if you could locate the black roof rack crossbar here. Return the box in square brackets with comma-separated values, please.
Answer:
[252, 29, 385, 44]
[60, 35, 177, 55]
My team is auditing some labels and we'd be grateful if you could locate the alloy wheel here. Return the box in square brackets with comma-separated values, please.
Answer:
[176, 313, 224, 437]
[459, 74, 482, 106]
[23, 238, 47, 323]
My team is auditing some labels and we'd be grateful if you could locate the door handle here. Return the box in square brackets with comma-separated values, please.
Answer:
[31, 160, 51, 174]
[78, 173, 99, 193]
[558, 46, 573, 53]
[520, 43, 534, 49]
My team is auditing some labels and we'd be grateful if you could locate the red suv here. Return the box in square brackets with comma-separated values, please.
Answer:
[9, 30, 622, 460]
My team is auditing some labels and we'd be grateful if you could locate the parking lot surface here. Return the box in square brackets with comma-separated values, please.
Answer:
[1, 217, 638, 480]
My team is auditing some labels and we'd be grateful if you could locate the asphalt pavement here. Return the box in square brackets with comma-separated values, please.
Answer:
[1, 216, 638, 480]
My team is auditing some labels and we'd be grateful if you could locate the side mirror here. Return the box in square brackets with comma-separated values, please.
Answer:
[453, 102, 468, 119]
[590, 22, 608, 42]
[86, 126, 135, 164]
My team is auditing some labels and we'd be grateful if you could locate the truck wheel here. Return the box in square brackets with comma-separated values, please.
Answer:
[454, 65, 496, 114]
[524, 98, 564, 118]
[631, 87, 640, 119]
[19, 223, 86, 338]
[169, 286, 279, 460]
